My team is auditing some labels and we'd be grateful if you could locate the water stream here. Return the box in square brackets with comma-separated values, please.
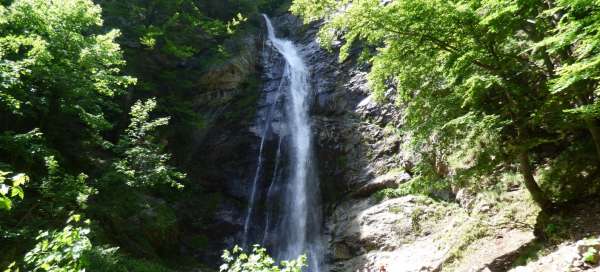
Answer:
[242, 14, 324, 271]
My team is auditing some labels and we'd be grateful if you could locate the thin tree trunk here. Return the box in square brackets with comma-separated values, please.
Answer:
[518, 150, 552, 211]
[585, 118, 600, 161]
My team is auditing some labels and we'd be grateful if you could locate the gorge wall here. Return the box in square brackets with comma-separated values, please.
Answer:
[190, 13, 600, 272]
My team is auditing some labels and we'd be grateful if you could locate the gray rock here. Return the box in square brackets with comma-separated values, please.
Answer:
[456, 188, 475, 209]
[351, 171, 411, 198]
[510, 242, 582, 272]
[332, 243, 353, 260]
[326, 196, 461, 271]
[577, 238, 600, 256]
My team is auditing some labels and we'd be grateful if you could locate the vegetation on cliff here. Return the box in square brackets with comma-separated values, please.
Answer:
[291, 0, 600, 211]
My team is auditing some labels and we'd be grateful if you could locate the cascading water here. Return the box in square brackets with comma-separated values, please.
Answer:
[242, 14, 324, 271]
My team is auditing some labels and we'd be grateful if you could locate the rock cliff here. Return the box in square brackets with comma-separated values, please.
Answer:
[193, 13, 600, 272]
[268, 13, 543, 272]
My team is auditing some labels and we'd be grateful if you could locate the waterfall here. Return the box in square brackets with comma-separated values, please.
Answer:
[242, 14, 324, 271]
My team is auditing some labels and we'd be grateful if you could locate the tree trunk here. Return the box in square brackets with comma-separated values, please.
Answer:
[585, 118, 600, 161]
[518, 150, 552, 211]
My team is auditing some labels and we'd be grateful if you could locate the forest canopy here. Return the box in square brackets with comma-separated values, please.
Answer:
[291, 0, 600, 210]
[0, 0, 278, 270]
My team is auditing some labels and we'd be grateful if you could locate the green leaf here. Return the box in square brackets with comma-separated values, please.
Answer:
[11, 186, 24, 199]
[11, 173, 28, 187]
[584, 247, 599, 264]
[0, 197, 12, 210]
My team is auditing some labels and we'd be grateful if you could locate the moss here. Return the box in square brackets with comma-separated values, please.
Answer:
[410, 207, 425, 233]
[383, 123, 401, 136]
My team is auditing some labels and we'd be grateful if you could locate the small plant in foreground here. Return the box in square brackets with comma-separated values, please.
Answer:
[220, 245, 306, 272]
[583, 247, 599, 264]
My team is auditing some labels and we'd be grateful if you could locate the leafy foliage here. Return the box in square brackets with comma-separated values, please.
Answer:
[94, 0, 266, 174]
[0, 0, 196, 270]
[23, 215, 92, 272]
[0, 0, 134, 223]
[114, 99, 185, 189]
[98, 0, 229, 61]
[0, 171, 27, 211]
[20, 214, 174, 272]
[291, 0, 600, 209]
[583, 247, 599, 264]
[1, 0, 290, 269]
[220, 245, 306, 272]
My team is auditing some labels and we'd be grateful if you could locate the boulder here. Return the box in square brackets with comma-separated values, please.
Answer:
[326, 196, 465, 271]
[577, 238, 600, 256]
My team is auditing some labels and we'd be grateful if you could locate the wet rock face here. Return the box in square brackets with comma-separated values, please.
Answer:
[325, 192, 541, 272]
[178, 30, 266, 266]
[270, 15, 408, 203]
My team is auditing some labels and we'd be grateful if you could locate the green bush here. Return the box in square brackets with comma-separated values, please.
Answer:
[220, 245, 306, 272]
[23, 215, 93, 272]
